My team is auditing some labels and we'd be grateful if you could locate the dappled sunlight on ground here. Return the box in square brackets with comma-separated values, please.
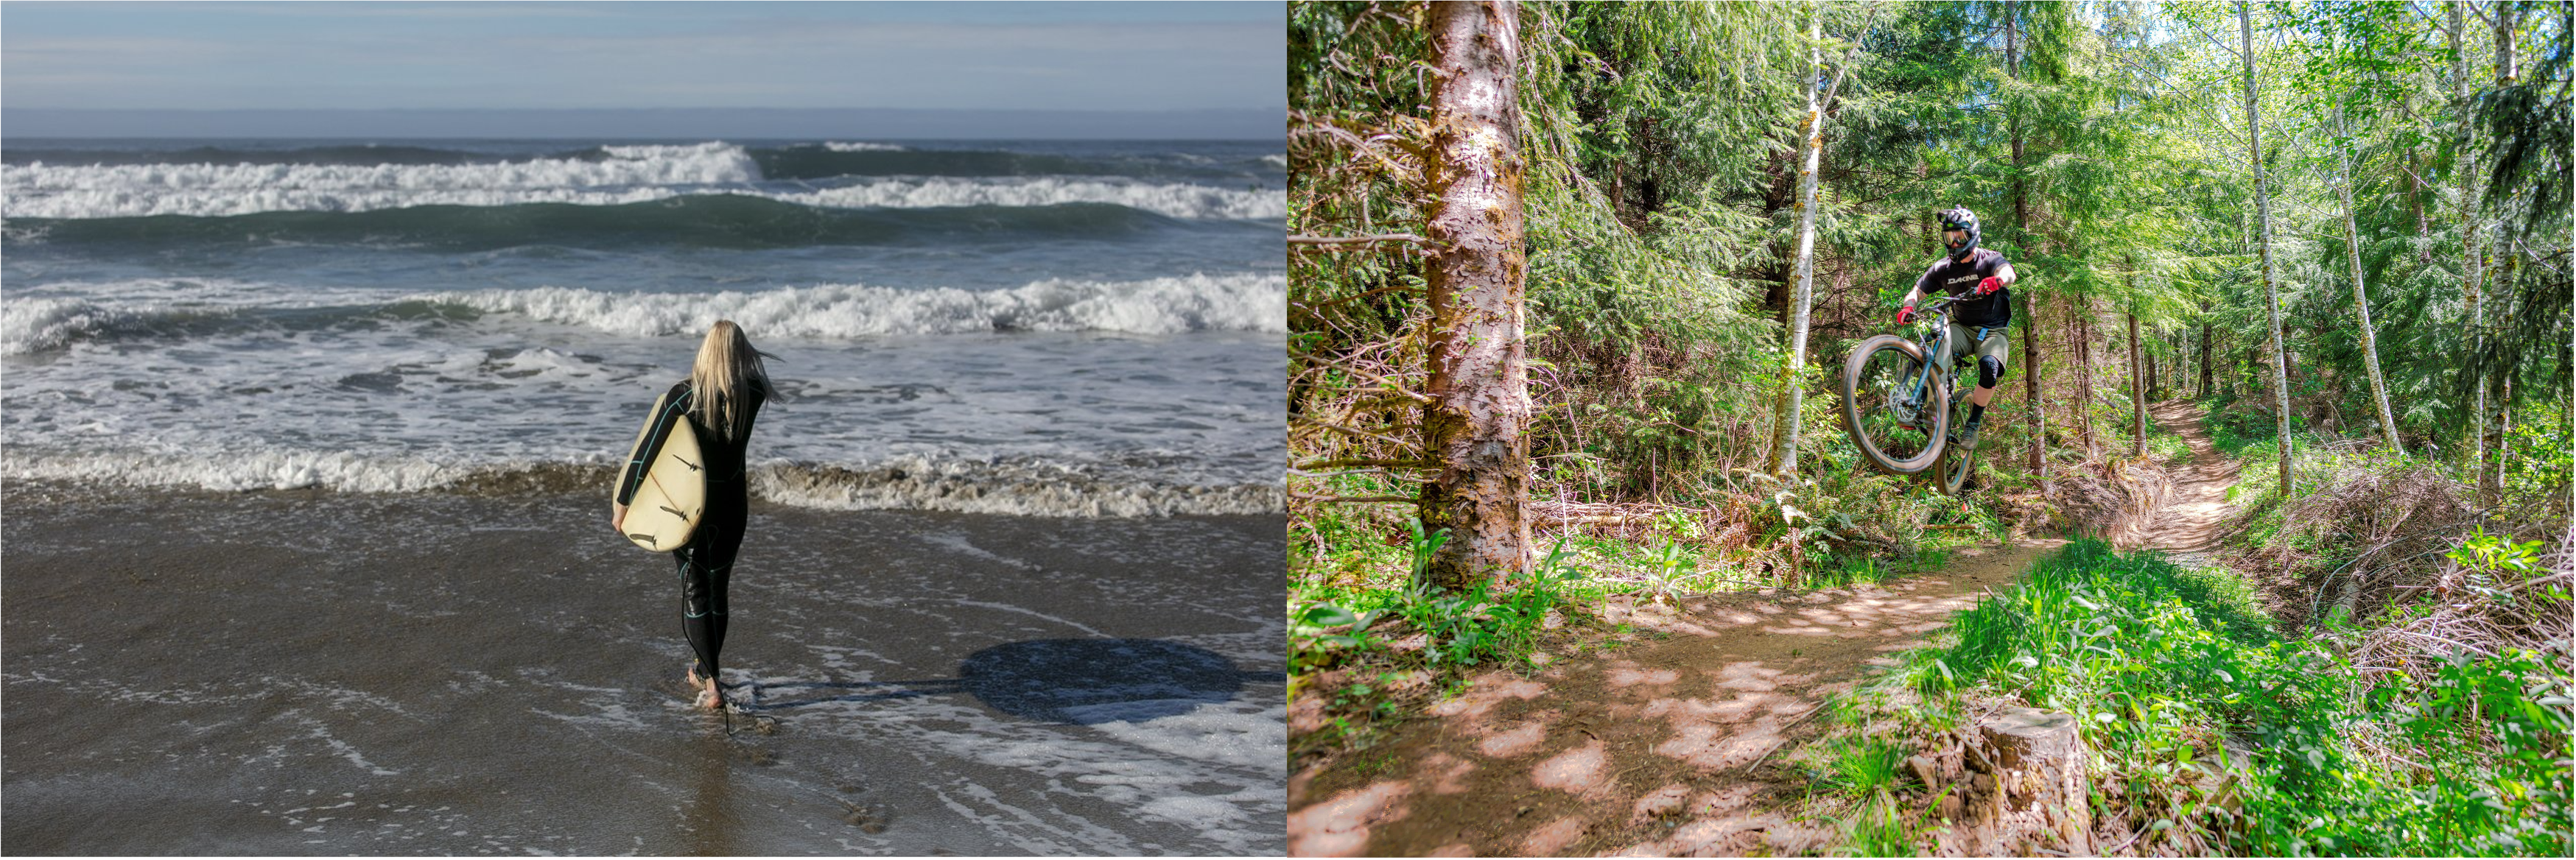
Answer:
[1285, 780, 1411, 858]
[1531, 739, 1610, 793]
[1287, 412, 2247, 856]
[1419, 750, 1476, 794]
[1605, 664, 1682, 688]
[1477, 718, 1550, 758]
[1288, 539, 2063, 856]
[2135, 401, 2241, 555]
[1521, 815, 1590, 854]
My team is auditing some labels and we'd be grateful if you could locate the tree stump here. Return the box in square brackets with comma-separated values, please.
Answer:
[1971, 707, 2094, 854]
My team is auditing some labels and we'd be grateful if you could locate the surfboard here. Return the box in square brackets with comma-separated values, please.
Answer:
[614, 387, 706, 551]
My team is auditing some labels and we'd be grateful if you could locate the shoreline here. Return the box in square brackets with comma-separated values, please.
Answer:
[0, 465, 1288, 519]
[3, 484, 1286, 854]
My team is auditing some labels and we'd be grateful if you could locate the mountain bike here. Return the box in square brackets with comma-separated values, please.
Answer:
[1839, 294, 1980, 494]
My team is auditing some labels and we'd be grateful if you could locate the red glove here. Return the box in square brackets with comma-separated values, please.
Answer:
[1974, 276, 2002, 297]
[1895, 306, 1917, 325]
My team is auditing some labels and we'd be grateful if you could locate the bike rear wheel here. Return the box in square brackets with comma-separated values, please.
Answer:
[1839, 334, 1948, 475]
[1935, 439, 1975, 494]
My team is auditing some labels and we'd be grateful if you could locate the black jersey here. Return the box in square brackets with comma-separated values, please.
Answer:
[1912, 248, 2014, 328]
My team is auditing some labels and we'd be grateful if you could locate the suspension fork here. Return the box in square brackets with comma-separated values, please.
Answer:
[1906, 325, 1948, 412]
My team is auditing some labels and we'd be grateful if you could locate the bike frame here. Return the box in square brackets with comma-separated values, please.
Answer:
[1895, 296, 1968, 429]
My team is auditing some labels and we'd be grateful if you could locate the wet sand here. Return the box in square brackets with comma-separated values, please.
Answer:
[1, 485, 1285, 855]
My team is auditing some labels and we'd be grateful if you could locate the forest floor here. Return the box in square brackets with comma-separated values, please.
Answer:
[1285, 401, 2243, 856]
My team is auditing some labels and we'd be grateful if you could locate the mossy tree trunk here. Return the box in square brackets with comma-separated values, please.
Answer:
[1418, 0, 1533, 591]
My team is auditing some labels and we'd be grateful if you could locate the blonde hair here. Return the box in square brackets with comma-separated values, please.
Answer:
[688, 320, 774, 443]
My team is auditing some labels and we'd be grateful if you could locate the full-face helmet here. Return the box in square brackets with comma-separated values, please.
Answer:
[1938, 207, 1981, 262]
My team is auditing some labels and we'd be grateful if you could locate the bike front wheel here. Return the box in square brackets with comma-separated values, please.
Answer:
[1840, 334, 1948, 475]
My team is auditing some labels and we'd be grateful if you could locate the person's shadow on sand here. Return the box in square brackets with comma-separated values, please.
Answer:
[738, 638, 1285, 725]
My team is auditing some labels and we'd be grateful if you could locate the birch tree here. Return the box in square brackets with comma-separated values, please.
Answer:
[1767, 2, 1875, 479]
[2477, 1, 2518, 507]
[2453, 0, 2488, 479]
[2332, 98, 2404, 455]
[2130, 303, 2146, 459]
[2241, 1, 2294, 495]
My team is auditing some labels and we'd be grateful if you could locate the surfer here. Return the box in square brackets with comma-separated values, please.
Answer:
[613, 320, 776, 710]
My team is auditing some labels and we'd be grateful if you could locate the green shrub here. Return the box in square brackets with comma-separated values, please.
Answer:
[1921, 539, 2570, 856]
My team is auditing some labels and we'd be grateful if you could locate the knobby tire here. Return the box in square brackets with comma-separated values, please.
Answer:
[1840, 334, 1948, 476]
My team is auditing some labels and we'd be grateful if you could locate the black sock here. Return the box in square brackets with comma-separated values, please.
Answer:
[1968, 403, 1985, 426]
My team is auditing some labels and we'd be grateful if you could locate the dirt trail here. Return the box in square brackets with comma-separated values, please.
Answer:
[2134, 401, 2242, 558]
[1287, 403, 2242, 857]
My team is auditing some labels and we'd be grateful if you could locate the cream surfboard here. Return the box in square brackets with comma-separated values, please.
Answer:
[615, 388, 706, 551]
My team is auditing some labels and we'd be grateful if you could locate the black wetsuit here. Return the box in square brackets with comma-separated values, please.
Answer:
[659, 381, 763, 688]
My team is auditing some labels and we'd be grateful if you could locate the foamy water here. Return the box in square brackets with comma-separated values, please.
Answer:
[2, 141, 1285, 221]
[1, 138, 1286, 515]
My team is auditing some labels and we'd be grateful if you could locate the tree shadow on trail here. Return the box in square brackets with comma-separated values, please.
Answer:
[737, 638, 1285, 726]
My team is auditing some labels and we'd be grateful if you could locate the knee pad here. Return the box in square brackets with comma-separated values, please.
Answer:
[1979, 355, 2006, 389]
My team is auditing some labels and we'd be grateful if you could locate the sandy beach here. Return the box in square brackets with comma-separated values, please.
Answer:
[1, 483, 1285, 855]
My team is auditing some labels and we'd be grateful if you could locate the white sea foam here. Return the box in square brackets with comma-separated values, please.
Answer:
[0, 278, 392, 354]
[1070, 697, 1285, 771]
[2, 142, 1286, 221]
[753, 458, 1285, 518]
[779, 178, 1286, 220]
[0, 450, 1283, 516]
[823, 142, 909, 152]
[1260, 154, 1288, 167]
[5, 141, 757, 201]
[2, 297, 134, 355]
[417, 272, 1287, 337]
[2, 448, 464, 493]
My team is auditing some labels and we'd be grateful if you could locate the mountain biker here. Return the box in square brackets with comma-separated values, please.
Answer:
[1894, 207, 2015, 451]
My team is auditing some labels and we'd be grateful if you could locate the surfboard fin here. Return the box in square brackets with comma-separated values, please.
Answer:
[628, 532, 658, 548]
[675, 455, 702, 472]
[659, 505, 689, 520]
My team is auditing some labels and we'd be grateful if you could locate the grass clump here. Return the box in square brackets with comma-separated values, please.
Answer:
[1814, 733, 1910, 800]
[1910, 538, 2571, 856]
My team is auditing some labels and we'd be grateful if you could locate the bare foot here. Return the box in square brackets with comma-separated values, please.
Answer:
[686, 666, 723, 711]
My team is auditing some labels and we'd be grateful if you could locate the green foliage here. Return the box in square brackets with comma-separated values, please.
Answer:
[2141, 408, 2195, 465]
[1811, 733, 1912, 800]
[1842, 797, 1917, 857]
[1920, 538, 2571, 857]
[1291, 522, 1589, 677]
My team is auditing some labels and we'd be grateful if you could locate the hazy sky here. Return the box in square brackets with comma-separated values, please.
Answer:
[0, 1, 1286, 112]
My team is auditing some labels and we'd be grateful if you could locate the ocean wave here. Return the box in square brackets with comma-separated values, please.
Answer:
[418, 272, 1288, 337]
[4, 141, 760, 210]
[7, 195, 1197, 251]
[0, 452, 1285, 517]
[756, 147, 1136, 180]
[2, 297, 134, 355]
[4, 140, 1268, 183]
[0, 272, 1283, 353]
[3, 170, 1282, 222]
[0, 294, 257, 356]
[1, 143, 510, 168]
[779, 178, 1284, 220]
